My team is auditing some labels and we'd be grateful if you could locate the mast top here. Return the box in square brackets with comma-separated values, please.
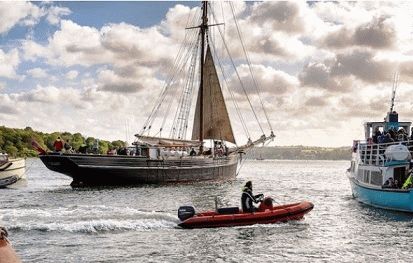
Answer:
[390, 72, 399, 113]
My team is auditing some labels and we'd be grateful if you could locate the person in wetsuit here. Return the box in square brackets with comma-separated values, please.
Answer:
[241, 181, 263, 213]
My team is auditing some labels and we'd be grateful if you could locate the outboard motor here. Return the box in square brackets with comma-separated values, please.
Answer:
[258, 197, 274, 211]
[178, 206, 195, 221]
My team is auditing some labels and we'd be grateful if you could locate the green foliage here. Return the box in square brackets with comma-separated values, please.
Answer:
[99, 140, 109, 155]
[111, 140, 126, 148]
[0, 126, 126, 158]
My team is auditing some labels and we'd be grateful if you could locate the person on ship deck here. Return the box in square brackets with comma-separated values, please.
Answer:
[53, 137, 64, 152]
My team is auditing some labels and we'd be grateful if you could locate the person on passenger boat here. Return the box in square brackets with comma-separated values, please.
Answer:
[241, 181, 263, 213]
[394, 179, 400, 188]
[402, 173, 413, 189]
[382, 133, 394, 143]
[387, 128, 397, 142]
[372, 128, 382, 144]
[397, 128, 408, 141]
[383, 177, 395, 188]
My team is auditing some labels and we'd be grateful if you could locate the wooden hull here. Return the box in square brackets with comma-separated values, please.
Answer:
[39, 153, 238, 186]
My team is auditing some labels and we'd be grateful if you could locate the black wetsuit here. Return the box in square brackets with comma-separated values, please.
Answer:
[241, 188, 262, 212]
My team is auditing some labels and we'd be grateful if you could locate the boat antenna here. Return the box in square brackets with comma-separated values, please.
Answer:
[390, 71, 399, 112]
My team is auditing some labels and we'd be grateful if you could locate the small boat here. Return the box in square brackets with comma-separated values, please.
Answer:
[0, 226, 21, 263]
[0, 154, 25, 188]
[177, 197, 313, 229]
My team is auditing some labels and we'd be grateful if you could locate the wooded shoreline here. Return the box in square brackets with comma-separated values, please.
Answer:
[0, 126, 126, 157]
[0, 126, 350, 160]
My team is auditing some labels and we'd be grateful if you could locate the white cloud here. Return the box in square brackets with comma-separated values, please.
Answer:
[0, 81, 5, 91]
[27, 67, 47, 79]
[46, 6, 71, 25]
[0, 48, 20, 79]
[0, 1, 41, 34]
[7, 2, 413, 147]
[65, 70, 78, 80]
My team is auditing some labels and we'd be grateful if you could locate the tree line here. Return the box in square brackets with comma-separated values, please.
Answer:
[0, 126, 126, 157]
[246, 146, 351, 160]
[0, 125, 351, 160]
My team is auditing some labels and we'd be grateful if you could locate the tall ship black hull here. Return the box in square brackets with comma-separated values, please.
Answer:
[40, 153, 238, 186]
[36, 1, 276, 187]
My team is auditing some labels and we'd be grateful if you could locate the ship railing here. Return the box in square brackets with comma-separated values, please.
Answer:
[358, 140, 413, 166]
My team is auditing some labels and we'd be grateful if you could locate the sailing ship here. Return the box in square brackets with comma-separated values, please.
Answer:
[347, 73, 413, 212]
[38, 1, 274, 187]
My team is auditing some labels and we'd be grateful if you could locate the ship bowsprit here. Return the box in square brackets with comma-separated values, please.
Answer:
[40, 153, 238, 187]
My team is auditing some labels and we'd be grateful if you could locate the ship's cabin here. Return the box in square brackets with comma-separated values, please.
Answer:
[364, 111, 411, 140]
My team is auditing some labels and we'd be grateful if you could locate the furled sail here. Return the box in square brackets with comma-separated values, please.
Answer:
[192, 45, 236, 144]
[135, 135, 202, 147]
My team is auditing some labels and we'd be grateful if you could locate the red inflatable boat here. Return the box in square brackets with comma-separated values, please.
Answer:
[178, 197, 314, 229]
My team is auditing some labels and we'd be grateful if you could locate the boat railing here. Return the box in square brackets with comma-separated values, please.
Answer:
[358, 140, 413, 166]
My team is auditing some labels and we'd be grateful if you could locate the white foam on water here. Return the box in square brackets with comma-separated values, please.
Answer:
[7, 218, 178, 233]
[1, 206, 180, 233]
[1, 206, 178, 222]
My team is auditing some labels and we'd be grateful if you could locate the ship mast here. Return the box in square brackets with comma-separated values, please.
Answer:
[390, 71, 399, 112]
[199, 1, 208, 151]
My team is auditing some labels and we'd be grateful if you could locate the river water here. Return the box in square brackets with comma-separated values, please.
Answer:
[1, 159, 413, 262]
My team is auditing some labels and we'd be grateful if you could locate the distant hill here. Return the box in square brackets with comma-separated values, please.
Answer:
[246, 146, 351, 160]
[0, 126, 126, 157]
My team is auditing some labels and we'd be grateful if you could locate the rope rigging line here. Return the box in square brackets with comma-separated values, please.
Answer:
[209, 4, 265, 135]
[208, 3, 250, 141]
[208, 3, 246, 144]
[209, 35, 250, 141]
[178, 39, 200, 139]
[229, 2, 273, 132]
[169, 33, 201, 139]
[140, 38, 189, 135]
[139, 7, 201, 136]
[158, 28, 200, 137]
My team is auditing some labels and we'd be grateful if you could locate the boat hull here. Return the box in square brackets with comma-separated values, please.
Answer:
[39, 153, 238, 186]
[348, 176, 413, 212]
[178, 201, 314, 229]
[0, 158, 26, 188]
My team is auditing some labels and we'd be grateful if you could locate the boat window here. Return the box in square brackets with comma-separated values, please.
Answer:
[357, 169, 364, 180]
[363, 170, 370, 183]
[350, 161, 355, 172]
[370, 171, 382, 186]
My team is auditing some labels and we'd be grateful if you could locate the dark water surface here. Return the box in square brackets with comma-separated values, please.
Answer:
[1, 159, 413, 262]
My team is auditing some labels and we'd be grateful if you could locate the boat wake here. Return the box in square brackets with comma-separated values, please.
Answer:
[1, 206, 179, 233]
[7, 218, 178, 233]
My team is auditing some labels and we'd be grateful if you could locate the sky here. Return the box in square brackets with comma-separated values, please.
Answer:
[1, 1, 413, 147]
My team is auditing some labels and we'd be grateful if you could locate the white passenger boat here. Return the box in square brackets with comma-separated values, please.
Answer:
[347, 76, 413, 212]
